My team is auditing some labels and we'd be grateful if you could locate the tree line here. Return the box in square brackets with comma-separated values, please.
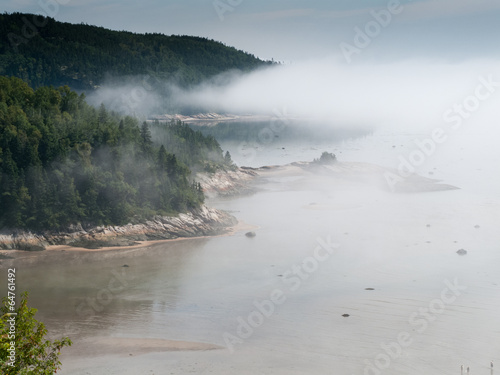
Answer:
[0, 12, 273, 91]
[0, 76, 233, 231]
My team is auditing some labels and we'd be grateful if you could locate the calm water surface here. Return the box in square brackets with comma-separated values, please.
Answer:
[2, 129, 499, 374]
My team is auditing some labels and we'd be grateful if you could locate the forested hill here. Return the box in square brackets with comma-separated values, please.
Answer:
[0, 76, 234, 231]
[0, 12, 272, 91]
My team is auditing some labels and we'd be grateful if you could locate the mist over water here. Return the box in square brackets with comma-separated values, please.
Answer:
[88, 58, 500, 176]
[9, 130, 500, 374]
[173, 58, 500, 131]
[6, 55, 500, 374]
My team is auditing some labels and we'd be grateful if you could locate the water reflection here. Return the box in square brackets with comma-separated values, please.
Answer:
[1, 132, 500, 374]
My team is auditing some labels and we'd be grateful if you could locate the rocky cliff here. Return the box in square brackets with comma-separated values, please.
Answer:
[196, 167, 258, 198]
[0, 165, 259, 251]
[0, 205, 237, 251]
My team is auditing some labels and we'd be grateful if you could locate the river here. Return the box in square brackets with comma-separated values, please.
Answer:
[2, 124, 499, 375]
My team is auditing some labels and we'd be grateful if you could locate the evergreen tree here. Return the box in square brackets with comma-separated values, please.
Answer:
[0, 77, 232, 230]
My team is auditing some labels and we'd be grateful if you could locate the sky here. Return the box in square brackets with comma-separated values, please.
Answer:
[3, 0, 500, 62]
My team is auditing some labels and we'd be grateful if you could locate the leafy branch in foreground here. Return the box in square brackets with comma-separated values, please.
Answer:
[1, 292, 72, 374]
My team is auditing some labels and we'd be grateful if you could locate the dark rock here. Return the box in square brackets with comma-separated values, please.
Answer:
[342, 314, 350, 317]
[245, 231, 256, 238]
[365, 288, 375, 291]
[456, 249, 467, 256]
[122, 265, 129, 267]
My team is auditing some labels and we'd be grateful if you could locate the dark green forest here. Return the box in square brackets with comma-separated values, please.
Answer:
[0, 12, 272, 91]
[0, 76, 233, 231]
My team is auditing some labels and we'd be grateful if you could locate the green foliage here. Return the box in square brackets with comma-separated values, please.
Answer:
[314, 151, 337, 165]
[0, 12, 273, 91]
[0, 76, 226, 231]
[0, 292, 72, 374]
[149, 119, 229, 169]
[224, 151, 233, 165]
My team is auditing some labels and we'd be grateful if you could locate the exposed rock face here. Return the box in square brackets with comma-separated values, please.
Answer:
[196, 167, 258, 198]
[0, 205, 237, 251]
[0, 166, 258, 251]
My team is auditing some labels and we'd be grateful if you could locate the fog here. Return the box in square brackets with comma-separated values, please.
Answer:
[89, 57, 500, 137]
[174, 58, 500, 132]
[12, 56, 500, 375]
[87, 81, 163, 118]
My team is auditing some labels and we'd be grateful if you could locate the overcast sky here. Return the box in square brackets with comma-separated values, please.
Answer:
[4, 0, 500, 62]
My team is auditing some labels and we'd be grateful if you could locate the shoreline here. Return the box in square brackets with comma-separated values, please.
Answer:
[0, 220, 258, 258]
[0, 205, 240, 253]
[45, 220, 257, 253]
[0, 160, 457, 254]
[1, 166, 258, 253]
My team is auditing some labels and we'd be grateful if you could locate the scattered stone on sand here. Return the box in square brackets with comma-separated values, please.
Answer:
[456, 249, 467, 256]
[245, 231, 256, 238]
[342, 314, 350, 318]
[365, 288, 375, 291]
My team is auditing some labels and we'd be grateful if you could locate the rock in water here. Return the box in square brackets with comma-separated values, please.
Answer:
[456, 249, 467, 256]
[245, 231, 256, 238]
